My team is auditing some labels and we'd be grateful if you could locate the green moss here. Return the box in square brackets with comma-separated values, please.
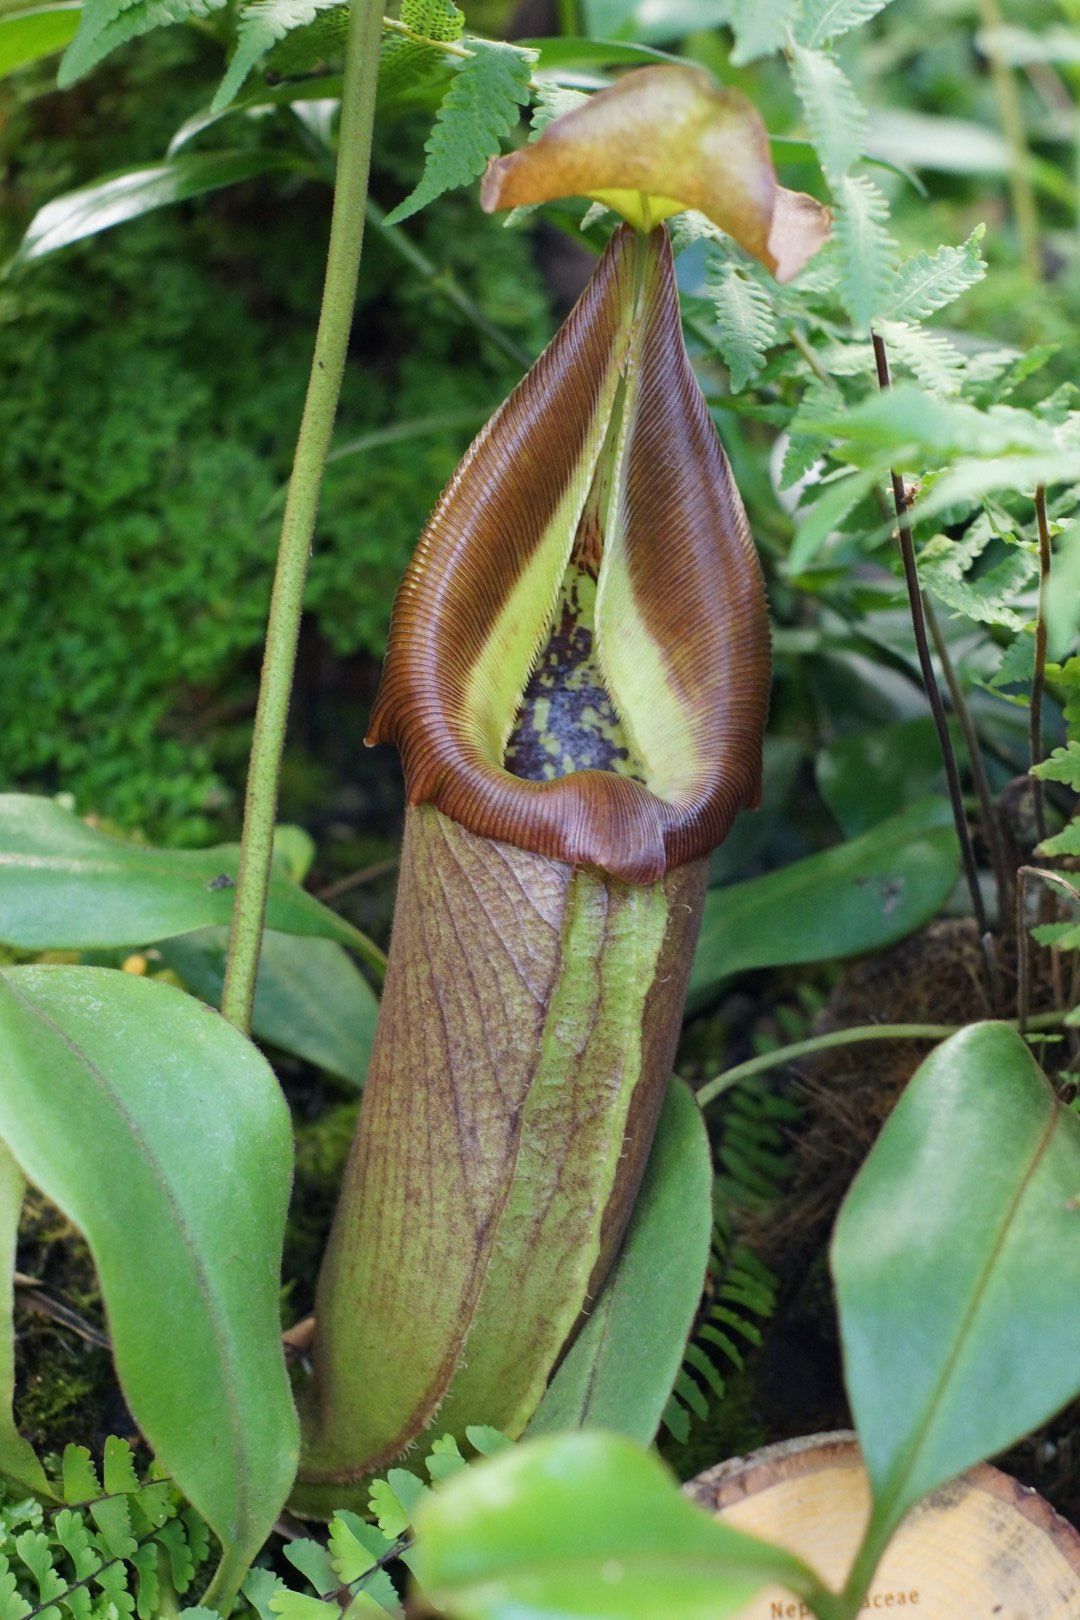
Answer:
[1, 34, 552, 842]
[284, 1101, 361, 1313]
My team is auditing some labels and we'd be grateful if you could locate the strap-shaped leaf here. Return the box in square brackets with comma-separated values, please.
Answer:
[368, 226, 770, 884]
[0, 967, 298, 1603]
[527, 1078, 713, 1443]
[0, 795, 376, 966]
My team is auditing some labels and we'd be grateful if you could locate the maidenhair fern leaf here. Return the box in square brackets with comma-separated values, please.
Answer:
[383, 40, 533, 225]
[59, 0, 226, 88]
[60, 1450, 100, 1509]
[0, 1561, 31, 1620]
[877, 319, 965, 397]
[464, 1426, 512, 1457]
[796, 0, 895, 49]
[790, 42, 867, 182]
[101, 1441, 139, 1502]
[885, 226, 986, 322]
[13, 1532, 64, 1613]
[212, 0, 343, 112]
[367, 1469, 429, 1539]
[268, 1591, 337, 1620]
[706, 259, 778, 393]
[424, 1436, 466, 1484]
[128, 1544, 159, 1620]
[1032, 740, 1080, 790]
[327, 1513, 393, 1584]
[835, 172, 897, 329]
[1039, 819, 1080, 858]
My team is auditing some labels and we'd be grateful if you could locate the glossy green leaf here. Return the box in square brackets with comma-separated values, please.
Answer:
[159, 928, 377, 1087]
[521, 34, 680, 69]
[0, 794, 370, 956]
[8, 151, 304, 268]
[0, 2, 80, 77]
[833, 1021, 1080, 1549]
[0, 966, 298, 1599]
[410, 1431, 827, 1620]
[0, 1141, 50, 1497]
[816, 718, 946, 836]
[690, 798, 960, 1003]
[527, 1080, 711, 1444]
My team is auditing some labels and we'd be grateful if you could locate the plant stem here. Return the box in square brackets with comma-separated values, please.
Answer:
[695, 1008, 1070, 1109]
[222, 0, 386, 1034]
[1031, 485, 1052, 844]
[871, 332, 994, 965]
[976, 0, 1042, 279]
[924, 594, 1010, 919]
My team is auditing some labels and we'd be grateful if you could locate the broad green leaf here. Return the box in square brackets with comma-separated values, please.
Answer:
[816, 717, 945, 836]
[833, 1022, 1080, 1548]
[527, 1080, 712, 1444]
[9, 152, 304, 268]
[0, 795, 372, 958]
[789, 466, 880, 572]
[0, 1142, 50, 1497]
[978, 23, 1080, 66]
[0, 2, 79, 77]
[705, 258, 777, 393]
[410, 1432, 826, 1620]
[0, 967, 298, 1597]
[159, 928, 377, 1087]
[167, 76, 343, 154]
[790, 42, 866, 182]
[834, 172, 896, 328]
[383, 39, 532, 225]
[520, 35, 679, 70]
[867, 109, 1009, 175]
[689, 798, 960, 1003]
[59, 0, 224, 87]
[885, 227, 986, 323]
[212, 0, 342, 112]
[1046, 520, 1080, 660]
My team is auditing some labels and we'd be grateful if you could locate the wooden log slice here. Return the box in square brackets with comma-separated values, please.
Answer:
[687, 1431, 1080, 1618]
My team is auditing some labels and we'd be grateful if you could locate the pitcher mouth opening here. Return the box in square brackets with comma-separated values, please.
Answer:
[366, 225, 770, 886]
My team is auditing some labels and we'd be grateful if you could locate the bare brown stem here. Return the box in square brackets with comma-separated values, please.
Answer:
[872, 333, 992, 957]
[1031, 486, 1052, 844]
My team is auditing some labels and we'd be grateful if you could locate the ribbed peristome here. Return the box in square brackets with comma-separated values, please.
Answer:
[367, 224, 771, 885]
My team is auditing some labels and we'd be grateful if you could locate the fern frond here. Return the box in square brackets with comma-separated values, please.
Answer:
[383, 40, 533, 225]
[367, 1470, 429, 1541]
[877, 319, 965, 397]
[706, 259, 778, 393]
[919, 531, 1037, 630]
[796, 0, 895, 49]
[59, 0, 226, 89]
[790, 42, 867, 182]
[663, 1079, 792, 1441]
[835, 173, 897, 329]
[213, 0, 342, 112]
[0, 1442, 209, 1620]
[885, 226, 986, 322]
[724, 0, 797, 65]
[379, 0, 464, 94]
